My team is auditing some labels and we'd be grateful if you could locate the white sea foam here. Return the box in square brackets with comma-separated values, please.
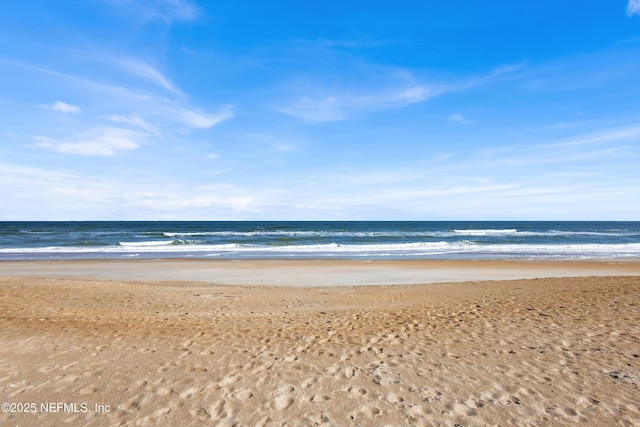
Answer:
[452, 229, 518, 235]
[118, 240, 175, 247]
[1, 242, 639, 259]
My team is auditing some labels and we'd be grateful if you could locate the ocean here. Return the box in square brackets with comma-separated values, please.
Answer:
[0, 221, 639, 261]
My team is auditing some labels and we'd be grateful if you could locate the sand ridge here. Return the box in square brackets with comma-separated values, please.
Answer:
[1, 274, 640, 426]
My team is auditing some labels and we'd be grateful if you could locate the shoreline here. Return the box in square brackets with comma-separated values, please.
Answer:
[1, 258, 639, 287]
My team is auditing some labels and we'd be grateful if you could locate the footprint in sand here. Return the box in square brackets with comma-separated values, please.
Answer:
[577, 396, 599, 407]
[348, 404, 380, 420]
[301, 376, 319, 388]
[270, 385, 296, 410]
[218, 373, 241, 388]
[344, 385, 367, 398]
[273, 394, 294, 410]
[251, 362, 273, 375]
[301, 393, 331, 403]
[359, 404, 380, 418]
[232, 389, 253, 400]
[406, 404, 432, 417]
[179, 386, 199, 399]
[156, 363, 171, 373]
[305, 412, 331, 425]
[383, 392, 404, 404]
[344, 366, 360, 379]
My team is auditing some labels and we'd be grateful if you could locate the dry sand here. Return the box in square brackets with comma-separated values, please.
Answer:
[1, 260, 639, 426]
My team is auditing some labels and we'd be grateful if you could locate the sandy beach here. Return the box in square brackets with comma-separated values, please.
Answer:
[1, 260, 639, 426]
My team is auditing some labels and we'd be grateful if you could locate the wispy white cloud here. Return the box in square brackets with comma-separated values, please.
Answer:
[1, 56, 155, 102]
[628, 0, 640, 16]
[138, 193, 256, 212]
[277, 62, 520, 123]
[446, 113, 472, 124]
[0, 163, 261, 220]
[103, 114, 160, 134]
[33, 127, 146, 156]
[155, 0, 199, 22]
[472, 123, 640, 172]
[0, 163, 75, 181]
[315, 36, 395, 50]
[277, 84, 442, 123]
[104, 0, 200, 24]
[274, 143, 296, 152]
[114, 58, 181, 94]
[542, 124, 640, 148]
[4, 112, 640, 220]
[277, 96, 345, 122]
[52, 101, 80, 113]
[540, 121, 581, 131]
[270, 120, 639, 219]
[271, 172, 626, 220]
[394, 85, 435, 103]
[3, 55, 234, 142]
[175, 107, 234, 128]
[103, 57, 234, 129]
[0, 164, 102, 219]
[39, 101, 81, 113]
[460, 63, 524, 89]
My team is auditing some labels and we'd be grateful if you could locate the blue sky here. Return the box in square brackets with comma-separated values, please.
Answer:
[1, 0, 639, 220]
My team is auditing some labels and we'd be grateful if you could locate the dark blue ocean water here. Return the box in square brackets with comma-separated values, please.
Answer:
[0, 221, 639, 260]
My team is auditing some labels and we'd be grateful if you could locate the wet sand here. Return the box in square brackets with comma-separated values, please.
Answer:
[1, 260, 639, 426]
[1, 258, 639, 286]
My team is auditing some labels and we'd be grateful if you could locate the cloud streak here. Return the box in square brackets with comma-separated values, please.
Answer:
[628, 0, 640, 16]
[104, 0, 200, 24]
[0, 162, 262, 220]
[52, 101, 80, 113]
[39, 101, 81, 114]
[277, 62, 521, 123]
[175, 107, 234, 128]
[3, 55, 234, 154]
[103, 114, 160, 134]
[277, 84, 442, 123]
[446, 113, 472, 124]
[33, 128, 146, 156]
[154, 0, 199, 22]
[115, 58, 182, 94]
[542, 124, 640, 148]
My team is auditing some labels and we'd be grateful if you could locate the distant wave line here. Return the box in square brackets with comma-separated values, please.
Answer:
[161, 229, 636, 238]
